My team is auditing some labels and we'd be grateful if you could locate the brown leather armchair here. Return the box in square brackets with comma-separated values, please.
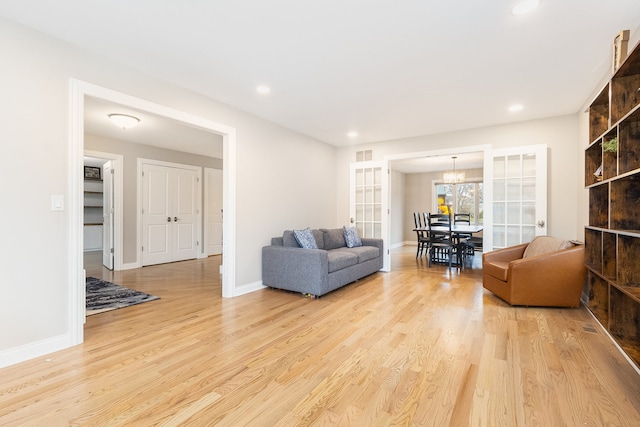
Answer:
[482, 236, 586, 307]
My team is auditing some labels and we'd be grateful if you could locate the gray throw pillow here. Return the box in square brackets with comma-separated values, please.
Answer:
[343, 226, 363, 248]
[293, 227, 318, 249]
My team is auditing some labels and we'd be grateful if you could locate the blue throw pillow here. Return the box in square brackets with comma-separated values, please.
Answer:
[343, 226, 362, 248]
[293, 227, 318, 249]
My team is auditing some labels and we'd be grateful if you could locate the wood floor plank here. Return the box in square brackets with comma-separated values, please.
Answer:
[1, 248, 639, 426]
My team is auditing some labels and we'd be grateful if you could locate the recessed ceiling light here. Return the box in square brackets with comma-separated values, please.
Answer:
[511, 0, 540, 16]
[347, 131, 358, 138]
[256, 85, 271, 94]
[508, 104, 524, 112]
[108, 113, 140, 129]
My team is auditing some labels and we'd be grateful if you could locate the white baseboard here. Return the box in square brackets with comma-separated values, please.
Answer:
[390, 242, 407, 250]
[119, 262, 140, 271]
[234, 280, 267, 297]
[0, 334, 73, 369]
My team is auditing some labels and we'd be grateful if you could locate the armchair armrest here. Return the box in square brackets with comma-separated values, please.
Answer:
[483, 243, 528, 264]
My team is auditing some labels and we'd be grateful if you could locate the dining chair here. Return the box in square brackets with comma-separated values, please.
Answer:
[427, 212, 460, 269]
[454, 213, 474, 257]
[413, 212, 429, 258]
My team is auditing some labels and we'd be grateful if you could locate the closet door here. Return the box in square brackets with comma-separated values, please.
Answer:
[142, 163, 199, 266]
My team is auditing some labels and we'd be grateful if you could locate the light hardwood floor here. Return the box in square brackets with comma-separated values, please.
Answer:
[1, 248, 639, 426]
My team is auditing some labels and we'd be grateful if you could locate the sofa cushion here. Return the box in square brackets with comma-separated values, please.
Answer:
[483, 261, 510, 282]
[327, 250, 358, 273]
[282, 230, 299, 247]
[523, 236, 572, 258]
[293, 228, 319, 249]
[343, 226, 363, 248]
[321, 228, 347, 250]
[336, 246, 379, 263]
[283, 229, 324, 249]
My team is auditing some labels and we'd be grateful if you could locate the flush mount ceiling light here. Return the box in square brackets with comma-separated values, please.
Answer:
[508, 104, 524, 112]
[347, 131, 358, 138]
[443, 156, 465, 184]
[108, 113, 140, 129]
[511, 0, 540, 16]
[256, 85, 271, 94]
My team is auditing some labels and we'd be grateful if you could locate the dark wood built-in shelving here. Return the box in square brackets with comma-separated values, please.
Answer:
[584, 38, 640, 370]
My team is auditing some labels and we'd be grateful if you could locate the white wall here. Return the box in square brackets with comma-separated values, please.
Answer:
[0, 17, 337, 366]
[389, 170, 406, 247]
[337, 115, 581, 243]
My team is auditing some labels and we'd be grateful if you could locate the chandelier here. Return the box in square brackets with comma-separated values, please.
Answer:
[443, 156, 465, 184]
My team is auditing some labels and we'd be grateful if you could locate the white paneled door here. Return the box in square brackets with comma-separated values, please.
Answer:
[490, 144, 547, 251]
[142, 162, 200, 266]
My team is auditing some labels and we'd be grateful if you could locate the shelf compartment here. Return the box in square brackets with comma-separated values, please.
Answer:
[588, 184, 609, 228]
[611, 68, 640, 124]
[586, 270, 609, 327]
[602, 232, 617, 281]
[589, 84, 610, 142]
[618, 108, 640, 175]
[610, 174, 640, 230]
[585, 140, 603, 186]
[602, 130, 619, 180]
[609, 286, 640, 368]
[618, 234, 640, 288]
[584, 228, 602, 273]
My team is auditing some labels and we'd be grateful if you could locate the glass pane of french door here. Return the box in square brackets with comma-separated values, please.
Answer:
[491, 145, 547, 250]
[352, 163, 383, 238]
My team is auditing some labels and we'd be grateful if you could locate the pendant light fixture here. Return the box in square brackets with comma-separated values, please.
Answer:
[443, 156, 465, 184]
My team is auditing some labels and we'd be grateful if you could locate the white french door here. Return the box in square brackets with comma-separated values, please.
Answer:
[205, 168, 223, 256]
[490, 144, 547, 250]
[349, 161, 390, 271]
[141, 161, 200, 266]
[102, 160, 114, 270]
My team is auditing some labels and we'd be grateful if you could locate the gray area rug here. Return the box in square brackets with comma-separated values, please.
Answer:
[86, 277, 160, 316]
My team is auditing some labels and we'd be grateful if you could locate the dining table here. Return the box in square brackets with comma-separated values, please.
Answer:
[414, 224, 484, 235]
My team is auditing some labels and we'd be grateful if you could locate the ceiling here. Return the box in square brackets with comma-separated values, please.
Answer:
[1, 1, 639, 149]
[84, 97, 223, 159]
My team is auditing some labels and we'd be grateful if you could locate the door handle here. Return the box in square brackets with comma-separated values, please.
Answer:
[174, 217, 179, 222]
[350, 217, 355, 224]
[167, 216, 171, 222]
[537, 220, 545, 228]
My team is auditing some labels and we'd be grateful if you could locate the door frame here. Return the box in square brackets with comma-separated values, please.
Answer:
[69, 79, 237, 347]
[204, 167, 223, 257]
[84, 150, 123, 271]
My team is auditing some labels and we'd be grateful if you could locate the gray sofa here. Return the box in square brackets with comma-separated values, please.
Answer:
[262, 228, 384, 297]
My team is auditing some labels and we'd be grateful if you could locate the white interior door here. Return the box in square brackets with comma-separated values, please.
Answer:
[142, 164, 172, 266]
[172, 168, 199, 262]
[142, 162, 199, 266]
[102, 160, 114, 270]
[205, 168, 223, 256]
[490, 144, 547, 251]
[349, 161, 390, 271]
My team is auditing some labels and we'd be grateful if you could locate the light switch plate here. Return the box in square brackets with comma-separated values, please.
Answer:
[51, 195, 64, 211]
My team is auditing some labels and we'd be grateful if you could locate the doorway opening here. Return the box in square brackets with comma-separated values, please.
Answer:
[69, 79, 237, 347]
